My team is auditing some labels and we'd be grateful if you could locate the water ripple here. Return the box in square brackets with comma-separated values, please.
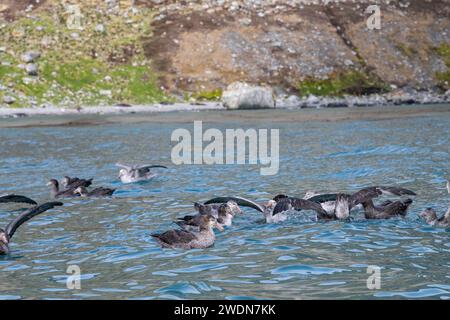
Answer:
[0, 111, 449, 299]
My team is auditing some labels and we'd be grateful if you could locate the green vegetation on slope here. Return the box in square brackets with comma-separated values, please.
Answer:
[433, 43, 450, 90]
[297, 70, 389, 97]
[0, 2, 170, 107]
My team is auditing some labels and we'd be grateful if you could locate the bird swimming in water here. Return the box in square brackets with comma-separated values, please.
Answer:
[204, 195, 324, 223]
[419, 206, 450, 227]
[306, 186, 416, 220]
[116, 163, 168, 183]
[0, 201, 63, 254]
[62, 176, 93, 189]
[47, 179, 80, 199]
[176, 203, 236, 231]
[73, 186, 116, 197]
[194, 200, 242, 217]
[271, 197, 332, 222]
[303, 191, 362, 216]
[152, 215, 224, 249]
[0, 194, 37, 205]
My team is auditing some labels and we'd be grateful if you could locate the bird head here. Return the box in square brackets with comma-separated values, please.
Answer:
[204, 215, 224, 232]
[226, 201, 242, 215]
[0, 229, 10, 254]
[273, 194, 288, 202]
[419, 208, 437, 223]
[47, 179, 58, 187]
[265, 199, 277, 210]
[118, 169, 127, 179]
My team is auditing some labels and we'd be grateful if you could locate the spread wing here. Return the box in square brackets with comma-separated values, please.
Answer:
[0, 194, 37, 205]
[204, 196, 265, 213]
[5, 202, 63, 239]
[307, 193, 344, 203]
[349, 187, 382, 207]
[67, 178, 93, 189]
[115, 163, 132, 170]
[135, 165, 168, 175]
[350, 186, 416, 208]
[273, 197, 328, 217]
[377, 186, 416, 196]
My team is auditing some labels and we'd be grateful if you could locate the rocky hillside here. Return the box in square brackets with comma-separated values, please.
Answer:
[0, 0, 449, 108]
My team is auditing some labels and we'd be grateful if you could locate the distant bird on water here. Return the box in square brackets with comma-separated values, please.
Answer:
[116, 163, 168, 183]
[47, 179, 80, 199]
[0, 201, 63, 254]
[203, 195, 325, 223]
[177, 203, 238, 231]
[62, 176, 93, 189]
[74, 186, 116, 197]
[419, 204, 450, 227]
[306, 186, 416, 220]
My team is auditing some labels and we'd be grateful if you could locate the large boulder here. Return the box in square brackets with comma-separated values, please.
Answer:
[222, 82, 275, 110]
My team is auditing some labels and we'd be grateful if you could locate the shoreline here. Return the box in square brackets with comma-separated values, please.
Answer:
[1, 103, 450, 128]
[0, 102, 224, 117]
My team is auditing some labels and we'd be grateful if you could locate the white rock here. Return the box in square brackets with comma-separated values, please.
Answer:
[20, 51, 40, 63]
[95, 24, 105, 33]
[277, 95, 302, 108]
[306, 94, 320, 104]
[25, 63, 38, 76]
[3, 96, 16, 104]
[222, 82, 275, 110]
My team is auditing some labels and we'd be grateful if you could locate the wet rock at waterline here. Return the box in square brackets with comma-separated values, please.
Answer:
[222, 82, 275, 110]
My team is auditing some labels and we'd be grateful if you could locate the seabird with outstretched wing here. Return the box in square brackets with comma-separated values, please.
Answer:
[116, 163, 168, 183]
[0, 202, 63, 254]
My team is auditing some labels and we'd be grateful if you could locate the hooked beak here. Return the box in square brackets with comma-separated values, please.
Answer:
[0, 243, 10, 254]
[0, 234, 9, 245]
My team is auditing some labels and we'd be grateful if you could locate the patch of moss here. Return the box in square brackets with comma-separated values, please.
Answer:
[433, 43, 450, 89]
[297, 71, 389, 97]
[395, 42, 418, 58]
[110, 65, 168, 104]
[41, 58, 104, 92]
[0, 3, 170, 107]
[434, 43, 450, 65]
[191, 89, 223, 101]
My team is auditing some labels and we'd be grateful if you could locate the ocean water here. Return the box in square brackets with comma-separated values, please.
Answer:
[0, 107, 449, 299]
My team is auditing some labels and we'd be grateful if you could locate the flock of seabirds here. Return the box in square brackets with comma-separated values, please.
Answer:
[1, 163, 450, 253]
